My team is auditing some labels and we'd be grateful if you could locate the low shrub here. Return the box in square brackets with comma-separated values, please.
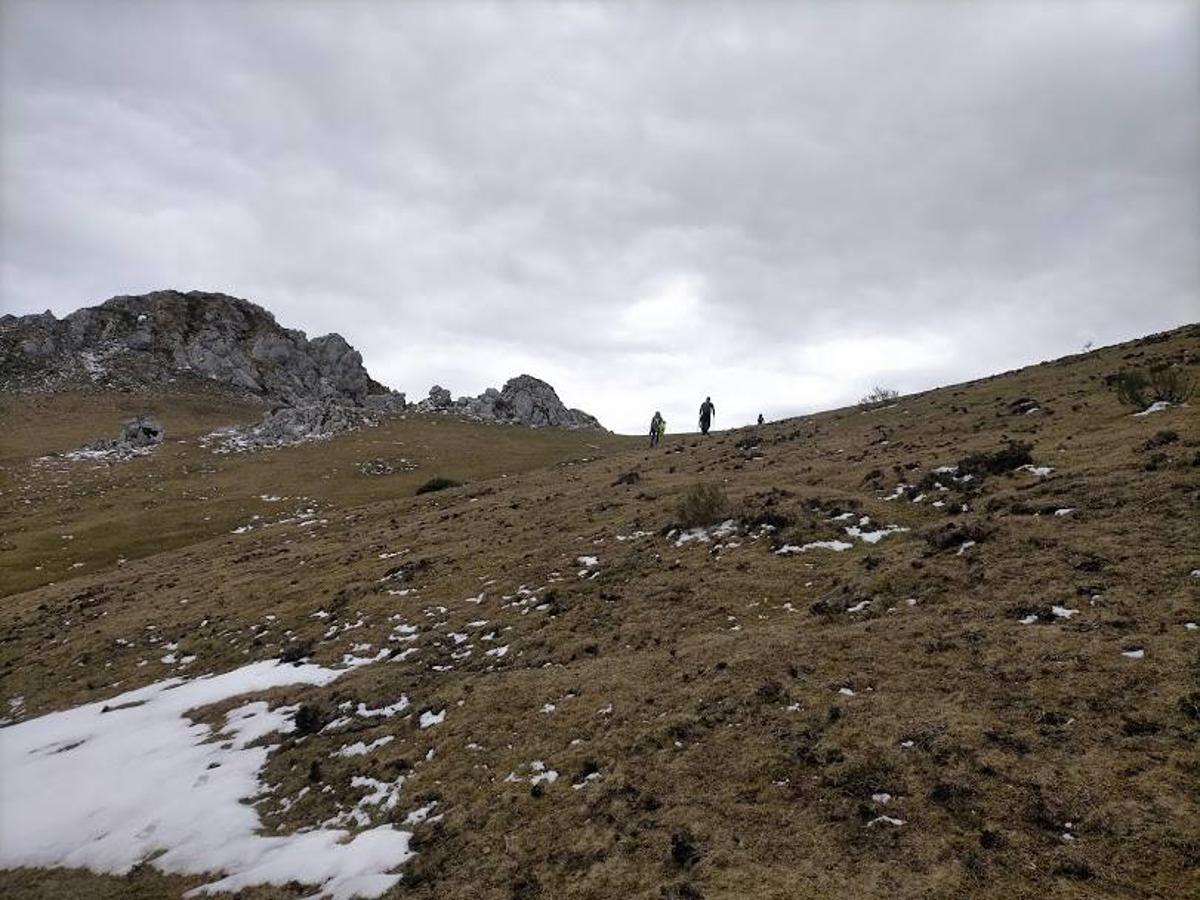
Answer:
[1147, 365, 1194, 404]
[674, 482, 731, 528]
[1111, 365, 1194, 410]
[858, 386, 900, 411]
[415, 476, 461, 495]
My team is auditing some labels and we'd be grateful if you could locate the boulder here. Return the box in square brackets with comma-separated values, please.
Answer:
[121, 416, 164, 448]
[60, 414, 165, 462]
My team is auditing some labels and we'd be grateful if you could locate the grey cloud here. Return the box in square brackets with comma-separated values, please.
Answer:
[2, 1, 1196, 432]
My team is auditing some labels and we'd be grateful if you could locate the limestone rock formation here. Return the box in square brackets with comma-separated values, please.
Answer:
[56, 415, 165, 463]
[202, 400, 379, 453]
[2, 291, 604, 447]
[0, 290, 388, 403]
[413, 374, 605, 431]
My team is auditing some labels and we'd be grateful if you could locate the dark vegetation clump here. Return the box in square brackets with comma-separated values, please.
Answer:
[1109, 364, 1194, 409]
[279, 641, 313, 664]
[674, 483, 731, 528]
[293, 703, 325, 735]
[416, 476, 462, 495]
[670, 830, 701, 869]
[1140, 430, 1178, 451]
[924, 522, 992, 552]
[1179, 692, 1200, 721]
[1052, 860, 1095, 881]
[1141, 452, 1169, 472]
[915, 469, 962, 495]
[739, 487, 796, 529]
[929, 781, 977, 807]
[956, 441, 1032, 478]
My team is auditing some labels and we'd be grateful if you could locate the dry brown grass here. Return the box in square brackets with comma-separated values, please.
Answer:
[1, 324, 1198, 900]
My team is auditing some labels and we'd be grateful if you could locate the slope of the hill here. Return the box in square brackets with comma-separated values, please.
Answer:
[0, 388, 635, 596]
[0, 325, 1197, 900]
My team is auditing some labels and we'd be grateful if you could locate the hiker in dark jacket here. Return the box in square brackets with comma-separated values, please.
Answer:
[698, 397, 715, 435]
[649, 411, 665, 447]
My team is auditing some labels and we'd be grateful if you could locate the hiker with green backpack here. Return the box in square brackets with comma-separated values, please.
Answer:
[649, 411, 666, 447]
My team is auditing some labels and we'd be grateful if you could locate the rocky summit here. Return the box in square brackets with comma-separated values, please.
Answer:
[0, 290, 390, 403]
[414, 374, 606, 431]
[0, 290, 606, 446]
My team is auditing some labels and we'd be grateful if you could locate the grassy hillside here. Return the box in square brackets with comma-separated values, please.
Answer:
[0, 325, 1197, 899]
[0, 391, 637, 596]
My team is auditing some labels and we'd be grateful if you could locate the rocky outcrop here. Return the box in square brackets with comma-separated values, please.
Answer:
[51, 415, 165, 463]
[426, 385, 453, 409]
[3, 291, 605, 446]
[413, 374, 605, 431]
[0, 290, 392, 404]
[201, 400, 379, 453]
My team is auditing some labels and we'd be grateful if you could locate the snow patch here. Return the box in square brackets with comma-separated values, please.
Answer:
[0, 661, 412, 899]
[1133, 401, 1171, 416]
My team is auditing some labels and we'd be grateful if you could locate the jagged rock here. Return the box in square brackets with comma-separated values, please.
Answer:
[53, 415, 165, 463]
[202, 400, 377, 453]
[497, 375, 603, 429]
[121, 416, 164, 448]
[363, 391, 407, 414]
[413, 374, 604, 430]
[0, 290, 387, 402]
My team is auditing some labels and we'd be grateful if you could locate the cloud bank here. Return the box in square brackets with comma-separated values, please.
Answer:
[2, 1, 1196, 432]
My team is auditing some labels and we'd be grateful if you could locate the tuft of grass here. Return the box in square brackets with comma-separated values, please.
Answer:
[674, 482, 731, 528]
[415, 476, 462, 495]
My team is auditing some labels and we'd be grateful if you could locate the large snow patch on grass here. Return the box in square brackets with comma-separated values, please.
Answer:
[0, 660, 412, 899]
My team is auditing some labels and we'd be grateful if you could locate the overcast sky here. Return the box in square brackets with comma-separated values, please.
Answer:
[2, 1, 1196, 433]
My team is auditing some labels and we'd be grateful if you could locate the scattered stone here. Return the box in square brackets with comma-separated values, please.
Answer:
[203, 400, 377, 452]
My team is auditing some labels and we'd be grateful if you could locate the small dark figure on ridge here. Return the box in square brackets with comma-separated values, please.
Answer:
[649, 411, 665, 447]
[699, 397, 715, 435]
